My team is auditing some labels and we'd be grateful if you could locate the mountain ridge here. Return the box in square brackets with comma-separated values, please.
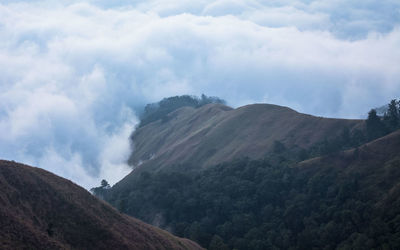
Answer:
[105, 128, 400, 249]
[100, 98, 400, 249]
[124, 102, 363, 178]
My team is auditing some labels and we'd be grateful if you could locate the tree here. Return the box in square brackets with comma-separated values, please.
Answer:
[101, 179, 110, 189]
[91, 179, 111, 199]
[384, 99, 399, 130]
[208, 235, 229, 250]
[366, 109, 387, 140]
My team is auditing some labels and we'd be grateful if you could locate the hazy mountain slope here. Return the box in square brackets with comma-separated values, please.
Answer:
[0, 160, 202, 250]
[127, 103, 362, 172]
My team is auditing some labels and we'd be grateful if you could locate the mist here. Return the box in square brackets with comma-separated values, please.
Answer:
[0, 0, 399, 188]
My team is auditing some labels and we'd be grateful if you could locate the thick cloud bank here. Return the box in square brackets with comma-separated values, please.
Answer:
[0, 0, 399, 188]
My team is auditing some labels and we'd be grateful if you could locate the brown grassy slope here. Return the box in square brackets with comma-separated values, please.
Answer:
[128, 103, 362, 172]
[0, 160, 203, 250]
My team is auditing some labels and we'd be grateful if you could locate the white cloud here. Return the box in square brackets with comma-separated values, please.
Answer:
[0, 0, 399, 188]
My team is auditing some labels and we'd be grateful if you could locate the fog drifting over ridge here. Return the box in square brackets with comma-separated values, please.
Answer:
[0, 0, 399, 188]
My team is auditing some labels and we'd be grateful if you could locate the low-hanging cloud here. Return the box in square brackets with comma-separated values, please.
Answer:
[0, 0, 399, 188]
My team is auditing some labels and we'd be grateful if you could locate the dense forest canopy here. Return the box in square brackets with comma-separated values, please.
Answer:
[104, 143, 400, 249]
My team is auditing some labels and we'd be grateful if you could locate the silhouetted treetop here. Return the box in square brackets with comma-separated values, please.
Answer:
[366, 99, 400, 140]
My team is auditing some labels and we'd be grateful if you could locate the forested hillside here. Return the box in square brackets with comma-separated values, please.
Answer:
[101, 98, 400, 250]
[104, 130, 400, 249]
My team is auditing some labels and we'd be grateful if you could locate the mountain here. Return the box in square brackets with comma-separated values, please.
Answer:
[0, 160, 202, 250]
[101, 99, 400, 249]
[120, 103, 362, 183]
[105, 129, 400, 250]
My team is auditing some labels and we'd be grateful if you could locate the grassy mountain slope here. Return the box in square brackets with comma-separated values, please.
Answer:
[0, 160, 202, 250]
[105, 130, 400, 249]
[125, 103, 362, 177]
[101, 99, 400, 249]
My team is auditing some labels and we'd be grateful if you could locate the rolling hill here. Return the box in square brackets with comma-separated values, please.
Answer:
[102, 99, 400, 249]
[116, 103, 362, 190]
[0, 160, 202, 250]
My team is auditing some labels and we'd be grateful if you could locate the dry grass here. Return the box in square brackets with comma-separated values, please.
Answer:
[0, 160, 203, 250]
[127, 103, 362, 175]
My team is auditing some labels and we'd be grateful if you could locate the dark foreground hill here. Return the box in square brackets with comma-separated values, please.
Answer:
[0, 160, 202, 250]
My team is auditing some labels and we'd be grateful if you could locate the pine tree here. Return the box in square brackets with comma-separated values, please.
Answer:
[384, 99, 399, 130]
[366, 109, 387, 140]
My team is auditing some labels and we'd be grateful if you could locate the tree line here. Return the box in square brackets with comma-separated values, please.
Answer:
[305, 99, 400, 157]
[138, 94, 226, 127]
[103, 154, 400, 250]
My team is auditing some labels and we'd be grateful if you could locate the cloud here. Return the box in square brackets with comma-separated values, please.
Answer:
[0, 0, 399, 188]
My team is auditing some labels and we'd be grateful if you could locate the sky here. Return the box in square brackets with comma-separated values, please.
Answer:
[0, 0, 399, 188]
